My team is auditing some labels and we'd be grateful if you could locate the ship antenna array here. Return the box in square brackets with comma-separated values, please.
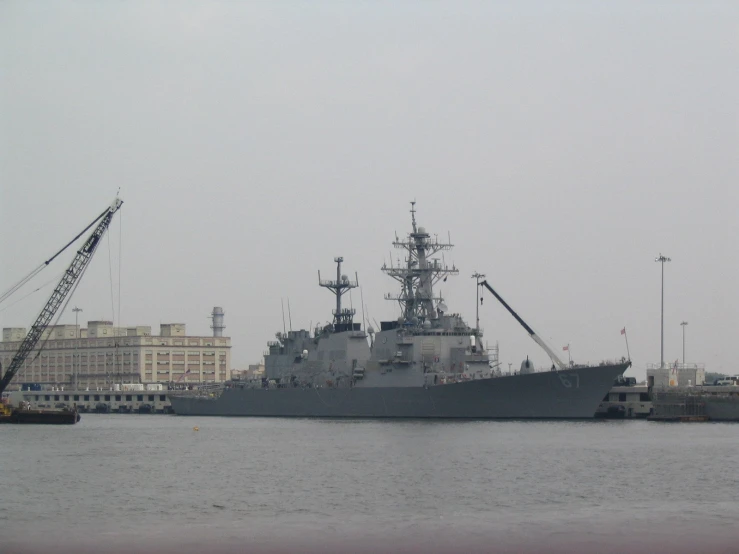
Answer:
[281, 298, 287, 337]
[318, 257, 359, 328]
[360, 287, 367, 332]
[381, 202, 458, 323]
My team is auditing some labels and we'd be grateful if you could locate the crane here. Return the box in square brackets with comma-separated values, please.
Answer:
[0, 197, 123, 410]
[478, 280, 568, 371]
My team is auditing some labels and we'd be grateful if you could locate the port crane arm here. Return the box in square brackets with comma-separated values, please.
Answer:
[0, 197, 123, 395]
[478, 280, 568, 371]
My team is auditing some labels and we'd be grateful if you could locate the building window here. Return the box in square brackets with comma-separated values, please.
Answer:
[84, 395, 90, 401]
[73, 395, 79, 401]
[640, 393, 650, 402]
[104, 395, 111, 401]
[94, 395, 100, 401]
[45, 395, 51, 401]
[159, 395, 166, 401]
[148, 395, 154, 401]
[126, 395, 132, 401]
[618, 393, 627, 402]
[115, 395, 122, 401]
[54, 395, 60, 401]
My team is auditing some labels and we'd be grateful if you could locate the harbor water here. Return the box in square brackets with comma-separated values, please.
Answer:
[2, 416, 739, 553]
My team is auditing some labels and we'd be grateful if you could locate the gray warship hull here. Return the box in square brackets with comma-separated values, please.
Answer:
[169, 362, 628, 419]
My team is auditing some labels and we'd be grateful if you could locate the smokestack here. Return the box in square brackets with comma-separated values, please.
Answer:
[211, 307, 225, 337]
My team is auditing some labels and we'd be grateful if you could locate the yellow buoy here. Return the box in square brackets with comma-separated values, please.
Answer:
[193, 426, 199, 431]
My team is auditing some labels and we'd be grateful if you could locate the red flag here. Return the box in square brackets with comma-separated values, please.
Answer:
[562, 345, 569, 351]
[620, 328, 626, 335]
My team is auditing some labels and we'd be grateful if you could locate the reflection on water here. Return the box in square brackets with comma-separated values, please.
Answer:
[2, 416, 739, 553]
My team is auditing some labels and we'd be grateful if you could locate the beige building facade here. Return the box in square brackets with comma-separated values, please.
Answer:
[231, 362, 265, 381]
[1, 321, 231, 389]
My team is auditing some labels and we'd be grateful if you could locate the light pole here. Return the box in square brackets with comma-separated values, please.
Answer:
[655, 254, 671, 368]
[73, 306, 83, 390]
[681, 321, 688, 365]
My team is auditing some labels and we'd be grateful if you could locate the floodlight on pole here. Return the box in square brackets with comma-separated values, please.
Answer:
[655, 254, 671, 368]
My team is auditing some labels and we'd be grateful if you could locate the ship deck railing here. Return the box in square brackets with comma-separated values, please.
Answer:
[168, 383, 225, 397]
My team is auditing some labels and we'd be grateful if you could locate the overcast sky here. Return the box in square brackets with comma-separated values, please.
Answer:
[1, 1, 737, 379]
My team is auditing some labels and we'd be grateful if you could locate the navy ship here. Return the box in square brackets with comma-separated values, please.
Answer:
[169, 204, 629, 418]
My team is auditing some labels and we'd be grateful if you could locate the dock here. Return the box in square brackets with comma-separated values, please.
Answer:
[9, 387, 174, 414]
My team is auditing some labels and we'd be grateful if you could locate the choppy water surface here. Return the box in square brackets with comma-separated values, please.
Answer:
[2, 416, 739, 553]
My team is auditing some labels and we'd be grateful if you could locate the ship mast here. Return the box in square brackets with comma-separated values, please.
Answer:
[318, 257, 359, 330]
[382, 202, 458, 324]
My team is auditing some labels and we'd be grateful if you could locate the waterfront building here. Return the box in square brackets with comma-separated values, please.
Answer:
[1, 319, 231, 389]
[646, 363, 706, 389]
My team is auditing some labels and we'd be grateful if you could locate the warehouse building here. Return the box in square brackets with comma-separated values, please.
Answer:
[1, 309, 231, 389]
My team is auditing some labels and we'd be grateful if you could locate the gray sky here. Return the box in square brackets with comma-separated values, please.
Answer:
[1, 1, 737, 379]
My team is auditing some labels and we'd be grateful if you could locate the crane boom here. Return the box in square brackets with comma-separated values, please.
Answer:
[478, 280, 567, 371]
[0, 197, 123, 395]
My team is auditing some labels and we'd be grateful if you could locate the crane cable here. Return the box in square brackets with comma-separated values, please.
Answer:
[108, 226, 116, 329]
[30, 241, 97, 364]
[106, 208, 124, 383]
[0, 207, 109, 306]
[118, 208, 122, 347]
[0, 270, 66, 314]
[0, 265, 46, 307]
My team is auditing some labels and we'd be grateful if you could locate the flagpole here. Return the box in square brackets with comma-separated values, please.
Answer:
[623, 328, 631, 361]
[563, 344, 571, 366]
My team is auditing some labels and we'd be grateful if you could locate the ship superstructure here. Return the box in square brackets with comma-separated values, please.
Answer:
[263, 257, 370, 387]
[358, 203, 491, 387]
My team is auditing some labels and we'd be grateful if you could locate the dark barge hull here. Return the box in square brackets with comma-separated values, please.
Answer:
[0, 409, 80, 424]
